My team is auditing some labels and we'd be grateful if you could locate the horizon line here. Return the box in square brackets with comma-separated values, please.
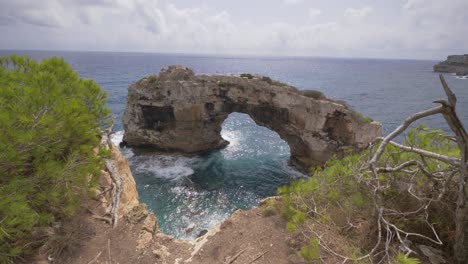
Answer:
[0, 48, 438, 62]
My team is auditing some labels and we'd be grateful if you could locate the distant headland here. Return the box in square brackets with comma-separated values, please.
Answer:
[433, 54, 468, 76]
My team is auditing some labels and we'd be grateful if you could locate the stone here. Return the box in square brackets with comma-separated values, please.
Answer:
[185, 223, 196, 234]
[125, 204, 149, 224]
[136, 230, 153, 250]
[123, 66, 382, 167]
[196, 229, 208, 238]
[142, 213, 159, 234]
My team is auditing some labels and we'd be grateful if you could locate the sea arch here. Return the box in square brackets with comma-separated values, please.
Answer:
[122, 66, 381, 167]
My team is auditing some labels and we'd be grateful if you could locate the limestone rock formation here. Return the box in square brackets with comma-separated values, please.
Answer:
[122, 65, 382, 167]
[434, 54, 468, 76]
[99, 143, 139, 216]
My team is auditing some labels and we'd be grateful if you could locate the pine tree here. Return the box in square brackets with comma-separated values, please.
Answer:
[0, 55, 111, 263]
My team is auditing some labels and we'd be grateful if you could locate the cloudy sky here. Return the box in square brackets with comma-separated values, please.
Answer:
[0, 0, 467, 59]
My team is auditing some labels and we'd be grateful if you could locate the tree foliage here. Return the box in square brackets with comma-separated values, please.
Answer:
[0, 55, 111, 262]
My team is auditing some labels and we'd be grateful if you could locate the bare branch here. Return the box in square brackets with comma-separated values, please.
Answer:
[369, 106, 443, 166]
[386, 140, 460, 166]
[439, 74, 457, 107]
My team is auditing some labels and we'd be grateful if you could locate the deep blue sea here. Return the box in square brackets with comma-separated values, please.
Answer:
[2, 50, 467, 239]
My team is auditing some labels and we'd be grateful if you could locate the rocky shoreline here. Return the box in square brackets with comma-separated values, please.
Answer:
[433, 54, 468, 76]
[37, 143, 307, 264]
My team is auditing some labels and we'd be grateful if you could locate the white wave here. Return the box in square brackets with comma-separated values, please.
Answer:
[110, 130, 124, 146]
[220, 129, 243, 159]
[221, 129, 241, 147]
[131, 155, 196, 180]
[281, 161, 309, 179]
[455, 76, 468, 80]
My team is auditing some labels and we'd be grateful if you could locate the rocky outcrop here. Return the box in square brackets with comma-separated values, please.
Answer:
[123, 65, 381, 167]
[434, 54, 468, 76]
[99, 143, 140, 216]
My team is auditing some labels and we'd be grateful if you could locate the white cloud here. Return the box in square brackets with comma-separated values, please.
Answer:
[344, 6, 373, 20]
[0, 0, 467, 59]
[308, 8, 322, 19]
[283, 0, 303, 5]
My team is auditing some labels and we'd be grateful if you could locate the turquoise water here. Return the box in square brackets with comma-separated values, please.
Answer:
[2, 50, 467, 239]
[111, 113, 302, 239]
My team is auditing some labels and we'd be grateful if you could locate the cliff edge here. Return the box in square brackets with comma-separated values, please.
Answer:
[40, 145, 311, 264]
[434, 54, 468, 76]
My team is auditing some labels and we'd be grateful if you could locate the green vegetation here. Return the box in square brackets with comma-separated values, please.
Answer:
[350, 110, 373, 124]
[278, 125, 460, 263]
[261, 76, 290, 87]
[394, 254, 421, 264]
[301, 90, 323, 99]
[240, 73, 254, 79]
[299, 238, 320, 263]
[0, 55, 111, 262]
[261, 199, 278, 217]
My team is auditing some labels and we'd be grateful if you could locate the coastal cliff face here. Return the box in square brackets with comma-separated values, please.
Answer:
[434, 54, 468, 75]
[62, 145, 302, 264]
[99, 144, 140, 215]
[122, 66, 382, 167]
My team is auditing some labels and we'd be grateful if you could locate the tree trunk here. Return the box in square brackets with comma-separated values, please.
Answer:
[437, 75, 468, 264]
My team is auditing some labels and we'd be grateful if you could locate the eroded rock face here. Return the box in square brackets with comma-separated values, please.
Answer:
[434, 54, 468, 75]
[123, 65, 382, 167]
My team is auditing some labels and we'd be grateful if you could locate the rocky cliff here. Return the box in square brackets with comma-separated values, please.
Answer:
[56, 144, 305, 264]
[122, 66, 382, 167]
[434, 54, 468, 75]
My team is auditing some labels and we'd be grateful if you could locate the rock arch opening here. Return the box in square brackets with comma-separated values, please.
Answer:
[220, 112, 290, 160]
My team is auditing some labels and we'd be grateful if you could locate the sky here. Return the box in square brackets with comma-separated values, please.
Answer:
[0, 0, 467, 60]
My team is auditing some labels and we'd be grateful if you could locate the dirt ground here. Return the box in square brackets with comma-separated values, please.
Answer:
[188, 206, 305, 264]
[29, 198, 305, 264]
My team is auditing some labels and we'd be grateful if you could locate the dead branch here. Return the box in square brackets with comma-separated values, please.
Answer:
[107, 238, 111, 264]
[96, 186, 113, 197]
[247, 250, 270, 264]
[87, 251, 102, 264]
[224, 248, 247, 264]
[386, 140, 460, 166]
[369, 106, 443, 167]
[435, 75, 468, 264]
[97, 127, 124, 228]
[366, 75, 467, 263]
[87, 209, 112, 224]
[105, 159, 122, 228]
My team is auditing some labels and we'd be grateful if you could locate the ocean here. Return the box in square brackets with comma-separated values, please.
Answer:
[2, 50, 467, 239]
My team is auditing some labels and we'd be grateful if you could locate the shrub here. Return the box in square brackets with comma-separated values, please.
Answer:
[0, 55, 111, 262]
[261, 76, 273, 83]
[301, 90, 324, 99]
[240, 73, 254, 79]
[261, 199, 278, 217]
[261, 76, 291, 88]
[300, 239, 321, 263]
[278, 125, 460, 263]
